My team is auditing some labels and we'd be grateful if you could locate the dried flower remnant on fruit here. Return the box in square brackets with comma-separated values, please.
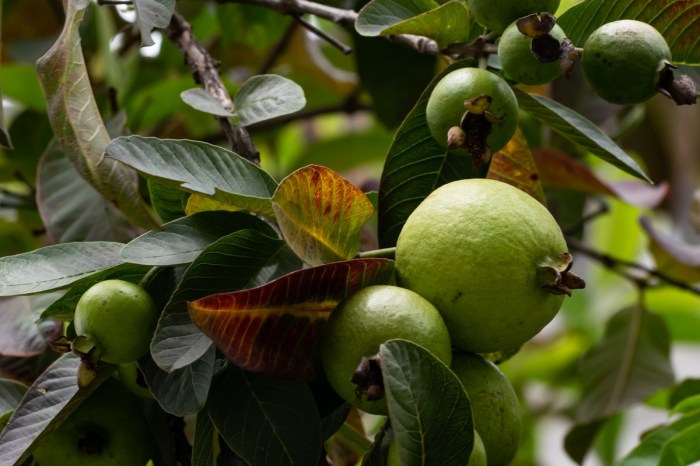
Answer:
[351, 355, 385, 403]
[657, 64, 698, 106]
[539, 252, 586, 295]
[450, 95, 506, 168]
[517, 13, 578, 69]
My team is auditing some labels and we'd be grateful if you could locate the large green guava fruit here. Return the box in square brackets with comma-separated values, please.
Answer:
[74, 280, 159, 364]
[32, 378, 156, 466]
[320, 285, 452, 416]
[425, 68, 518, 165]
[582, 20, 671, 105]
[466, 0, 560, 33]
[452, 352, 521, 466]
[498, 21, 567, 85]
[395, 178, 583, 353]
[387, 429, 487, 465]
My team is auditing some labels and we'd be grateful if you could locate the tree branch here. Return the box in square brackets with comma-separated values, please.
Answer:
[164, 11, 260, 163]
[567, 237, 700, 296]
[215, 0, 440, 55]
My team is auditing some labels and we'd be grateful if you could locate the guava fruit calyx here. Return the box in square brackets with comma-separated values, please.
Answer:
[657, 63, 698, 106]
[445, 95, 504, 168]
[539, 252, 586, 296]
[516, 13, 579, 75]
[351, 355, 385, 402]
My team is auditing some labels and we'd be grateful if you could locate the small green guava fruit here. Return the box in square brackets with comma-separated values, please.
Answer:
[426, 68, 518, 166]
[466, 0, 561, 33]
[320, 285, 452, 416]
[32, 378, 156, 466]
[498, 21, 567, 85]
[582, 20, 671, 105]
[74, 280, 159, 365]
[395, 178, 584, 353]
[386, 429, 487, 465]
[452, 352, 521, 466]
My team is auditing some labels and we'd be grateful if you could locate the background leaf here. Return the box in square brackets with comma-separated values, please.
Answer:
[513, 88, 650, 181]
[0, 0, 12, 149]
[272, 165, 375, 266]
[234, 74, 306, 126]
[0, 354, 114, 466]
[133, 0, 175, 47]
[181, 88, 235, 117]
[35, 1, 161, 230]
[0, 378, 27, 416]
[380, 339, 473, 466]
[151, 227, 301, 372]
[640, 216, 700, 283]
[148, 181, 188, 223]
[576, 306, 674, 423]
[207, 365, 322, 466]
[377, 60, 480, 248]
[355, 0, 439, 36]
[0, 295, 62, 357]
[121, 211, 266, 266]
[487, 128, 545, 204]
[558, 0, 700, 65]
[106, 136, 278, 217]
[192, 409, 218, 466]
[189, 258, 395, 379]
[0, 242, 124, 296]
[381, 1, 472, 49]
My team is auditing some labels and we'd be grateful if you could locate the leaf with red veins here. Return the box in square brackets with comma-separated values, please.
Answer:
[188, 258, 394, 380]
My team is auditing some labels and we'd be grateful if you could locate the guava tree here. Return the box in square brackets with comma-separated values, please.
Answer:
[0, 0, 699, 465]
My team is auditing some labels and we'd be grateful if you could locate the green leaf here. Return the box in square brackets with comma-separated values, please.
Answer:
[355, 0, 440, 36]
[36, 139, 139, 243]
[378, 60, 480, 248]
[381, 1, 472, 49]
[39, 264, 150, 321]
[192, 409, 218, 466]
[139, 347, 215, 417]
[558, 0, 700, 65]
[148, 180, 188, 223]
[0, 354, 114, 466]
[576, 307, 674, 424]
[181, 88, 235, 117]
[617, 411, 700, 466]
[379, 339, 473, 466]
[0, 242, 124, 296]
[105, 136, 278, 218]
[0, 378, 27, 416]
[133, 0, 175, 47]
[121, 211, 267, 266]
[272, 165, 375, 266]
[513, 88, 650, 181]
[234, 74, 306, 126]
[151, 228, 300, 372]
[208, 365, 322, 466]
[35, 1, 161, 230]
[189, 258, 395, 380]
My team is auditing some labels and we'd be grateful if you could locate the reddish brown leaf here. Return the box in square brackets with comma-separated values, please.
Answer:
[533, 149, 668, 208]
[188, 258, 394, 380]
[487, 128, 546, 204]
[272, 165, 375, 266]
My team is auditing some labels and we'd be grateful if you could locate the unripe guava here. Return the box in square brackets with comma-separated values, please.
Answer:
[498, 21, 567, 85]
[395, 178, 582, 353]
[74, 280, 159, 364]
[32, 378, 156, 466]
[320, 285, 452, 416]
[467, 0, 561, 33]
[426, 68, 518, 162]
[451, 352, 521, 466]
[582, 20, 671, 104]
[387, 429, 487, 465]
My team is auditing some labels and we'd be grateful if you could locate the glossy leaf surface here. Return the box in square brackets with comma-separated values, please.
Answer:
[234, 74, 306, 126]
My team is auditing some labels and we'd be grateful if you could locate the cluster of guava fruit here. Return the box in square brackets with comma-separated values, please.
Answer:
[320, 177, 584, 465]
[427, 0, 696, 166]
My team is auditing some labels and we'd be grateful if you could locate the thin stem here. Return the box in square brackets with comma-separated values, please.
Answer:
[96, 0, 133, 4]
[293, 15, 352, 54]
[358, 247, 396, 259]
